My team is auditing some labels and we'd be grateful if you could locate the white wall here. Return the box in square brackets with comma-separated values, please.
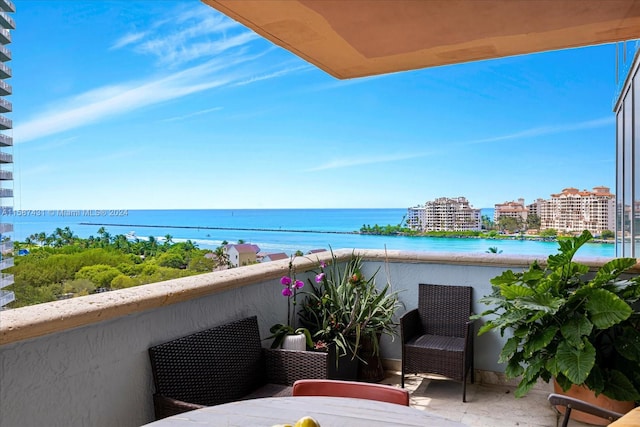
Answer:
[0, 252, 562, 427]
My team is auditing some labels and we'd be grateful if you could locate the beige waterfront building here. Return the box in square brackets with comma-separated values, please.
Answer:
[494, 198, 528, 223]
[538, 187, 615, 235]
[407, 197, 481, 232]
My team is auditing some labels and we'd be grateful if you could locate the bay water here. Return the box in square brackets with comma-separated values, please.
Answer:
[8, 208, 614, 258]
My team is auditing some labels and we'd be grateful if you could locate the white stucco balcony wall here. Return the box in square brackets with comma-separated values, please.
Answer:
[0, 248, 618, 427]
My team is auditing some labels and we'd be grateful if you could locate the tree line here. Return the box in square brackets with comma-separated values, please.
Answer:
[359, 214, 614, 239]
[6, 228, 232, 308]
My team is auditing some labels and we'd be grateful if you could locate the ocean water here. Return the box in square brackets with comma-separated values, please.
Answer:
[7, 208, 614, 258]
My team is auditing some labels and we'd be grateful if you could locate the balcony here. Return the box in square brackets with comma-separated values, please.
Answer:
[0, 249, 616, 426]
[0, 0, 14, 14]
[0, 132, 11, 146]
[0, 240, 11, 253]
[0, 255, 13, 270]
[0, 79, 11, 96]
[0, 44, 10, 62]
[0, 28, 10, 45]
[0, 288, 13, 306]
[0, 169, 11, 180]
[0, 272, 11, 288]
[0, 151, 12, 163]
[0, 61, 10, 79]
[0, 11, 15, 30]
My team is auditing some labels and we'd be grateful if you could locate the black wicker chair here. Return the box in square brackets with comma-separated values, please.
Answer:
[400, 284, 475, 402]
[148, 316, 328, 420]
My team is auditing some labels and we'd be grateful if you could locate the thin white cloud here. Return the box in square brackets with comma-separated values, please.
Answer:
[123, 4, 257, 67]
[464, 116, 614, 145]
[15, 57, 240, 143]
[111, 32, 147, 50]
[232, 65, 313, 87]
[305, 152, 434, 172]
[162, 107, 223, 123]
[30, 136, 79, 152]
[13, 4, 307, 144]
[305, 116, 614, 172]
[14, 49, 305, 143]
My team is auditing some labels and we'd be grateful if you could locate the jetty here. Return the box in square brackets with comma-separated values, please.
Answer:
[79, 223, 359, 235]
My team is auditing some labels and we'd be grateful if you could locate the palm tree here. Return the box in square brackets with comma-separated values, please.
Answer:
[486, 246, 502, 254]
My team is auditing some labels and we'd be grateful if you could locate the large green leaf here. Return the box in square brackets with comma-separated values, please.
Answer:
[590, 258, 637, 286]
[547, 230, 591, 270]
[614, 325, 640, 362]
[523, 326, 558, 357]
[560, 316, 593, 347]
[602, 370, 640, 401]
[505, 356, 524, 379]
[585, 289, 632, 329]
[518, 293, 564, 314]
[490, 270, 520, 286]
[514, 377, 539, 398]
[521, 269, 546, 285]
[545, 356, 560, 377]
[556, 339, 595, 385]
[523, 354, 545, 381]
[500, 284, 535, 299]
[498, 336, 520, 363]
[586, 365, 605, 395]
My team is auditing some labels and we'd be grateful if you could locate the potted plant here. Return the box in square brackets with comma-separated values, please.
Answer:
[267, 255, 313, 350]
[299, 251, 403, 381]
[475, 230, 640, 420]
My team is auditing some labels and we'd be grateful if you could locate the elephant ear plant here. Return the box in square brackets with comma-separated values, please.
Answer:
[475, 230, 640, 401]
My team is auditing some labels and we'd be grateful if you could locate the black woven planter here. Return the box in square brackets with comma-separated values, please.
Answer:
[358, 334, 384, 383]
[327, 344, 358, 380]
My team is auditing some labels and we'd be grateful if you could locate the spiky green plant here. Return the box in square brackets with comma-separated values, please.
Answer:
[299, 250, 403, 361]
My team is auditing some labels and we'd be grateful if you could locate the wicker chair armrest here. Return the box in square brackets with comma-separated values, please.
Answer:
[263, 348, 329, 385]
[548, 393, 624, 427]
[153, 393, 205, 420]
[400, 308, 422, 344]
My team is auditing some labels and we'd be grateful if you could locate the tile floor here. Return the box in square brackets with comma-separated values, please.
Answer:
[380, 371, 597, 427]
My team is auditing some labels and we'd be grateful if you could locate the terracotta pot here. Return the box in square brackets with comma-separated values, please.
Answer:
[553, 379, 635, 426]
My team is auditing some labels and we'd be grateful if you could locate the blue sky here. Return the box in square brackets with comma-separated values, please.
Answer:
[12, 1, 619, 210]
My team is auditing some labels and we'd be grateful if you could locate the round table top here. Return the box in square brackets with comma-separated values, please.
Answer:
[143, 396, 467, 427]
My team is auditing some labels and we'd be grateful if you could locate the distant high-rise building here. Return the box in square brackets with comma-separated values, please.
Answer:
[494, 198, 527, 223]
[0, 0, 13, 310]
[538, 187, 615, 235]
[407, 197, 481, 232]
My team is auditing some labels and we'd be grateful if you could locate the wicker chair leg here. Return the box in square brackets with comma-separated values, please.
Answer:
[462, 365, 469, 402]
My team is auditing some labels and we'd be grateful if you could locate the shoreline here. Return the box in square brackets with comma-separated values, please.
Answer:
[80, 222, 614, 245]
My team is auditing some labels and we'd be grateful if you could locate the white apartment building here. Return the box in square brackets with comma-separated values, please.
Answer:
[0, 0, 13, 310]
[538, 187, 615, 235]
[407, 197, 481, 232]
[494, 198, 528, 223]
